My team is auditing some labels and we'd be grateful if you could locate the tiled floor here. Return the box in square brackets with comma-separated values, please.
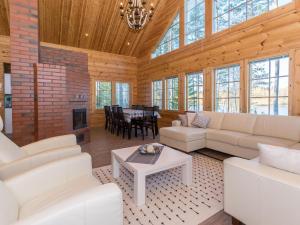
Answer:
[82, 127, 235, 225]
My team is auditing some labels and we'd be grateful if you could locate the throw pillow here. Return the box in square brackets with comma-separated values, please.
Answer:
[258, 144, 300, 175]
[186, 112, 197, 127]
[178, 114, 188, 127]
[192, 113, 210, 128]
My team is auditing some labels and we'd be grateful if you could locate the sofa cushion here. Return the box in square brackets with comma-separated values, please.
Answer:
[19, 175, 99, 219]
[206, 130, 250, 146]
[192, 113, 210, 128]
[186, 112, 196, 127]
[160, 126, 206, 142]
[203, 111, 224, 129]
[0, 133, 26, 163]
[259, 144, 300, 175]
[238, 135, 296, 150]
[221, 113, 256, 134]
[178, 114, 188, 127]
[253, 115, 300, 141]
[0, 181, 18, 225]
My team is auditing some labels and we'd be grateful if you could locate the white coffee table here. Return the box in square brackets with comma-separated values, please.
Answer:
[111, 144, 193, 206]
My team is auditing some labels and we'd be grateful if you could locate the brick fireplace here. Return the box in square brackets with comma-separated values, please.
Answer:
[9, 0, 90, 145]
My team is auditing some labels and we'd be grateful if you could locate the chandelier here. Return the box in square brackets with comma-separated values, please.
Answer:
[120, 0, 155, 31]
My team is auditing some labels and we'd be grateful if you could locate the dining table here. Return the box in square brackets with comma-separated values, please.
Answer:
[123, 109, 161, 123]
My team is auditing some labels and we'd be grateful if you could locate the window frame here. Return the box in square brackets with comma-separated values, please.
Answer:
[185, 71, 205, 111]
[165, 76, 179, 111]
[152, 80, 164, 109]
[184, 0, 206, 45]
[248, 55, 290, 116]
[214, 64, 241, 113]
[115, 82, 130, 108]
[151, 14, 180, 58]
[212, 0, 293, 33]
[95, 80, 112, 110]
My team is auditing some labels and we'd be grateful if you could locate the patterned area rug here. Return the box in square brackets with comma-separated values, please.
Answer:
[93, 153, 224, 225]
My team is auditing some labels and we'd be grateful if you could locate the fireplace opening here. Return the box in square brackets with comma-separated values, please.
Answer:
[73, 108, 87, 130]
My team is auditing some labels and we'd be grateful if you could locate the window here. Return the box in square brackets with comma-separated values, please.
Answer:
[213, 0, 293, 33]
[95, 81, 112, 109]
[152, 80, 163, 109]
[249, 55, 289, 116]
[151, 14, 180, 58]
[215, 65, 240, 113]
[116, 82, 130, 108]
[186, 72, 204, 111]
[166, 77, 179, 110]
[185, 0, 205, 45]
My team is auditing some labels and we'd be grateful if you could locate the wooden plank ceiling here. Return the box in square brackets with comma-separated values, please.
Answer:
[0, 0, 180, 57]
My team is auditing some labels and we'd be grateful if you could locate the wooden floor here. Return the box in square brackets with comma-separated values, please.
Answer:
[82, 127, 160, 168]
[82, 127, 235, 225]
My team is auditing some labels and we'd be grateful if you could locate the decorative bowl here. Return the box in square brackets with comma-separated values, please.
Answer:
[138, 144, 164, 155]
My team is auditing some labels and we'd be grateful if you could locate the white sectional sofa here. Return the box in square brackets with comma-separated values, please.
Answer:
[160, 111, 300, 159]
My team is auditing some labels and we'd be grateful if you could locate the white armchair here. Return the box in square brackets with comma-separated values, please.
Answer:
[224, 157, 300, 225]
[0, 153, 123, 225]
[0, 117, 81, 179]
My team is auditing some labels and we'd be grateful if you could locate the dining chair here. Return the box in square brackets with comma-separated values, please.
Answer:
[153, 105, 160, 135]
[104, 106, 111, 130]
[111, 106, 119, 134]
[136, 105, 144, 110]
[116, 107, 132, 139]
[141, 107, 156, 139]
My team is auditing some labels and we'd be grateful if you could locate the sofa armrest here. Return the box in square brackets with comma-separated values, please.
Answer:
[0, 145, 81, 180]
[224, 157, 300, 225]
[5, 153, 92, 205]
[172, 120, 182, 127]
[13, 183, 123, 225]
[21, 134, 78, 155]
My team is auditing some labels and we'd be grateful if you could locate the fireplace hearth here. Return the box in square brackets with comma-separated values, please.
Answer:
[73, 108, 87, 130]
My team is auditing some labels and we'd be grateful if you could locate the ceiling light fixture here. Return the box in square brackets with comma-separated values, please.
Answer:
[120, 0, 155, 31]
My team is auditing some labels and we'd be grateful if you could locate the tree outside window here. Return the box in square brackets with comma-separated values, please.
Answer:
[249, 56, 289, 116]
[152, 80, 163, 109]
[152, 14, 180, 58]
[213, 0, 292, 33]
[95, 81, 112, 109]
[166, 77, 179, 110]
[185, 0, 205, 45]
[116, 82, 130, 108]
[215, 65, 240, 113]
[186, 72, 204, 111]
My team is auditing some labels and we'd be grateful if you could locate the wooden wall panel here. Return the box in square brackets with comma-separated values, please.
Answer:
[88, 52, 138, 128]
[137, 3, 300, 127]
[291, 49, 300, 116]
